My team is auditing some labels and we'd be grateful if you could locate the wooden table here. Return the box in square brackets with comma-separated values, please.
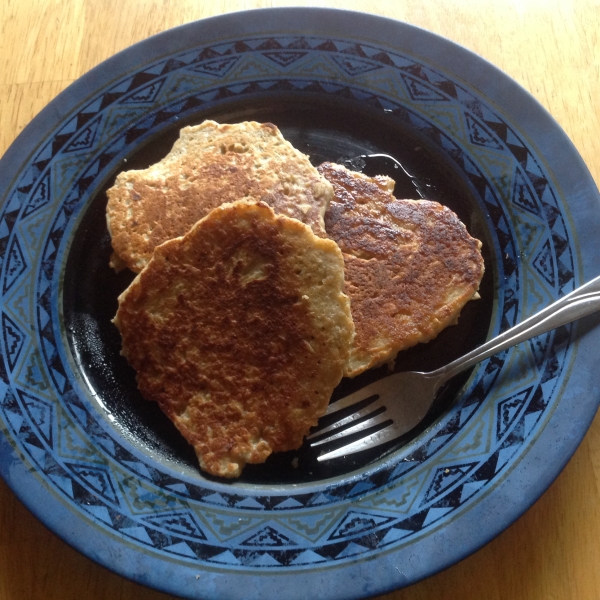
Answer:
[1, 1, 599, 598]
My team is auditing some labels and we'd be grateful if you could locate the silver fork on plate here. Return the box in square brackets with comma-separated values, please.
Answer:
[308, 274, 600, 461]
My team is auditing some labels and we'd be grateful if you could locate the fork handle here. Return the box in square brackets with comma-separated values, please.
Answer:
[429, 274, 600, 382]
[473, 274, 600, 357]
[431, 291, 600, 385]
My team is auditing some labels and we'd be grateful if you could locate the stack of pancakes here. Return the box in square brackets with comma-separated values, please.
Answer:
[110, 120, 484, 478]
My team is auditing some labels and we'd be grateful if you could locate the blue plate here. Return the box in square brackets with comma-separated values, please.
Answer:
[1, 8, 599, 600]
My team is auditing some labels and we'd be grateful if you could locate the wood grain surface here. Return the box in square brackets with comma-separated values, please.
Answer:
[1, 1, 599, 599]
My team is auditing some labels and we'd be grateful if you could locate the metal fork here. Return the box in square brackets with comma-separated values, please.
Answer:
[308, 274, 600, 461]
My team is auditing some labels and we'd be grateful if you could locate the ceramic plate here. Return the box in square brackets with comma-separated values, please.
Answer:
[1, 8, 599, 600]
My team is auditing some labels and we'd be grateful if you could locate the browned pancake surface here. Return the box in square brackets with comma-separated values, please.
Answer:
[318, 162, 484, 377]
[114, 200, 353, 478]
[106, 121, 333, 272]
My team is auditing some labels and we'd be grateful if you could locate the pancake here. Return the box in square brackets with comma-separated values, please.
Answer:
[113, 200, 354, 478]
[106, 120, 333, 272]
[318, 162, 484, 378]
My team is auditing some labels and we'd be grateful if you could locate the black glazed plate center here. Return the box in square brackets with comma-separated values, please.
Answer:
[63, 95, 494, 485]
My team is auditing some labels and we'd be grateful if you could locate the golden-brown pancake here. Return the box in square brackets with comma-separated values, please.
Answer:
[113, 200, 354, 478]
[318, 162, 484, 378]
[106, 120, 333, 272]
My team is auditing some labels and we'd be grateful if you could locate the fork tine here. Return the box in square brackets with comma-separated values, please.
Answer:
[316, 424, 400, 461]
[307, 396, 384, 440]
[309, 410, 391, 447]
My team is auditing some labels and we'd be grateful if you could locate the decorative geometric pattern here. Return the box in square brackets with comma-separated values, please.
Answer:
[241, 526, 297, 547]
[23, 172, 52, 218]
[496, 388, 534, 439]
[0, 31, 579, 574]
[3, 237, 27, 294]
[2, 313, 26, 371]
[328, 510, 396, 540]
